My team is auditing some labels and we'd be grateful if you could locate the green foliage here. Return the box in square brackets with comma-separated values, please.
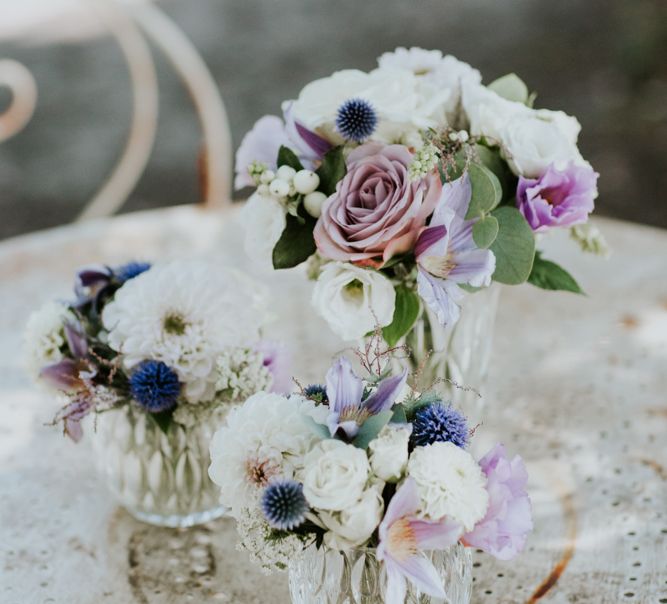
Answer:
[150, 408, 174, 435]
[466, 163, 503, 220]
[474, 144, 517, 203]
[472, 215, 499, 249]
[489, 206, 536, 284]
[302, 414, 331, 439]
[352, 410, 393, 449]
[316, 146, 346, 195]
[277, 146, 303, 171]
[272, 209, 317, 269]
[528, 253, 584, 294]
[382, 285, 421, 347]
[390, 403, 407, 424]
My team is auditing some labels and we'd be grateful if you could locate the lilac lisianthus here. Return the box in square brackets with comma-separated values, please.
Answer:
[462, 443, 532, 560]
[255, 340, 293, 395]
[415, 174, 496, 327]
[516, 162, 598, 232]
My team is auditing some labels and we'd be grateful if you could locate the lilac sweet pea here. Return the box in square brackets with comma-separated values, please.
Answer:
[416, 174, 496, 327]
[517, 162, 598, 232]
[377, 478, 461, 604]
[462, 444, 532, 560]
[325, 357, 407, 440]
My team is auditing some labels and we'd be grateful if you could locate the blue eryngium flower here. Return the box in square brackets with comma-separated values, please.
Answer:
[335, 98, 377, 142]
[130, 360, 181, 412]
[410, 402, 469, 449]
[304, 384, 328, 404]
[261, 480, 308, 530]
[326, 357, 407, 440]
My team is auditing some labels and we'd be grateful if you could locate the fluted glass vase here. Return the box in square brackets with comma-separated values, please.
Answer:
[289, 544, 472, 604]
[91, 404, 226, 527]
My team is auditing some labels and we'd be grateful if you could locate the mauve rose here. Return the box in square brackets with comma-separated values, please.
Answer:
[314, 143, 441, 265]
[517, 162, 598, 232]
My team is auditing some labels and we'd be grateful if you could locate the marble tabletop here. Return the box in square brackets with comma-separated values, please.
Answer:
[0, 206, 665, 604]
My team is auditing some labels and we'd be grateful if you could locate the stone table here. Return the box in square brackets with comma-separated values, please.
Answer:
[0, 206, 665, 604]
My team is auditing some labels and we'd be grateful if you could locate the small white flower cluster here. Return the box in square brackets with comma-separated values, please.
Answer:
[570, 223, 610, 257]
[408, 143, 440, 181]
[24, 300, 72, 377]
[214, 346, 273, 402]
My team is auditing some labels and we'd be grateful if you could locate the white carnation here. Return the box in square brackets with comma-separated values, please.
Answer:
[368, 424, 411, 482]
[311, 262, 395, 341]
[240, 192, 287, 270]
[407, 441, 489, 531]
[24, 301, 72, 377]
[102, 260, 266, 404]
[320, 485, 384, 549]
[208, 392, 321, 516]
[214, 346, 272, 402]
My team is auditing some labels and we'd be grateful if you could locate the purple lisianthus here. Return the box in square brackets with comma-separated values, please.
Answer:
[462, 443, 532, 560]
[516, 162, 598, 232]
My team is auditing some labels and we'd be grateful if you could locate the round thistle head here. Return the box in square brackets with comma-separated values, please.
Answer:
[410, 402, 469, 449]
[261, 479, 308, 531]
[114, 261, 151, 283]
[304, 384, 328, 404]
[129, 360, 181, 413]
[335, 98, 377, 142]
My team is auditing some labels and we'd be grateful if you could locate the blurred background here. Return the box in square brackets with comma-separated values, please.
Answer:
[0, 0, 666, 240]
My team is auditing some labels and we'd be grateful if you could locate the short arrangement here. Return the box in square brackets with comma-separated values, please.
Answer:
[237, 46, 606, 343]
[208, 352, 532, 601]
[25, 259, 287, 440]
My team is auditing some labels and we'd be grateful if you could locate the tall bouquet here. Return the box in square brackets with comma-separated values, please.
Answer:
[236, 47, 605, 345]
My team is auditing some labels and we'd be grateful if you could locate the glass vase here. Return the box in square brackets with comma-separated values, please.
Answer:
[398, 284, 501, 424]
[91, 404, 227, 527]
[288, 544, 472, 604]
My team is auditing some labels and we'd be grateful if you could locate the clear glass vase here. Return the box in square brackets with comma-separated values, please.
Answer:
[288, 544, 472, 604]
[398, 284, 501, 424]
[91, 404, 227, 527]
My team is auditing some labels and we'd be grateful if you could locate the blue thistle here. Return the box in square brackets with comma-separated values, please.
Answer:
[304, 384, 328, 404]
[261, 480, 308, 530]
[129, 360, 181, 413]
[335, 98, 377, 142]
[410, 402, 469, 449]
[114, 261, 151, 283]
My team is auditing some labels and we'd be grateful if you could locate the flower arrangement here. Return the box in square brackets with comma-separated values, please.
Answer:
[208, 347, 532, 601]
[25, 259, 287, 441]
[236, 46, 606, 344]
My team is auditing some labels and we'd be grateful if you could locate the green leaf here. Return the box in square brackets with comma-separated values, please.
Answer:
[382, 285, 421, 347]
[277, 146, 303, 171]
[528, 253, 584, 294]
[316, 146, 346, 195]
[466, 163, 502, 219]
[472, 215, 499, 249]
[489, 73, 530, 104]
[272, 209, 317, 269]
[302, 414, 331, 439]
[489, 206, 535, 284]
[150, 408, 174, 435]
[390, 403, 407, 424]
[352, 411, 393, 449]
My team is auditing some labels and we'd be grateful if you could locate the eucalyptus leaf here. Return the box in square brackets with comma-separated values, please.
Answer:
[489, 206, 535, 284]
[352, 410, 393, 449]
[302, 414, 331, 439]
[272, 210, 317, 269]
[390, 403, 407, 424]
[528, 253, 584, 294]
[466, 163, 502, 219]
[472, 215, 499, 249]
[150, 408, 175, 435]
[277, 146, 303, 171]
[489, 73, 530, 104]
[382, 285, 421, 347]
[316, 146, 346, 195]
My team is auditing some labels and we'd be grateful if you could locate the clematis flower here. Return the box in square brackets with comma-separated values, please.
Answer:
[462, 443, 532, 560]
[377, 478, 462, 604]
[325, 357, 407, 440]
[415, 174, 496, 327]
[73, 261, 150, 310]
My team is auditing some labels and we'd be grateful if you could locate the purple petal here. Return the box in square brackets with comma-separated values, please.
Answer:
[64, 418, 84, 442]
[283, 102, 331, 162]
[64, 321, 88, 359]
[381, 478, 420, 532]
[417, 269, 464, 327]
[364, 369, 408, 414]
[325, 357, 364, 416]
[415, 225, 447, 259]
[410, 518, 462, 550]
[76, 265, 112, 288]
[448, 248, 496, 287]
[39, 359, 85, 392]
[384, 560, 408, 604]
[394, 555, 446, 599]
[295, 121, 332, 158]
[255, 340, 293, 394]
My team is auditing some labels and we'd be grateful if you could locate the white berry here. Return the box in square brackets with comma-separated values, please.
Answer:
[259, 170, 275, 184]
[457, 130, 469, 142]
[304, 191, 327, 218]
[276, 165, 297, 181]
[293, 170, 320, 195]
[269, 178, 290, 198]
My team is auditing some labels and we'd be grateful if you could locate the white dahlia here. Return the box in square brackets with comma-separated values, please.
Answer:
[24, 300, 73, 377]
[407, 441, 489, 531]
[208, 392, 321, 516]
[101, 260, 266, 403]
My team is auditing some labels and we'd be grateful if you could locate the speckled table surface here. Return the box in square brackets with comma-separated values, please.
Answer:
[0, 206, 666, 604]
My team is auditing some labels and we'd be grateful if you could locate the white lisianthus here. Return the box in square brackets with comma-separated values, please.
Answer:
[407, 441, 489, 531]
[311, 262, 396, 341]
[239, 192, 287, 270]
[301, 439, 371, 511]
[368, 424, 412, 482]
[320, 485, 384, 549]
[24, 300, 72, 376]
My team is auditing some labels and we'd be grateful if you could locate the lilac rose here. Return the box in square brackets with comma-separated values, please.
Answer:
[314, 143, 442, 266]
[516, 162, 598, 232]
[462, 444, 532, 560]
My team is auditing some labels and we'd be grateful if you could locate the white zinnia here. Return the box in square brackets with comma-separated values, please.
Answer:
[239, 192, 287, 270]
[24, 300, 72, 377]
[368, 424, 411, 482]
[407, 441, 489, 531]
[311, 262, 396, 341]
[102, 260, 266, 403]
[208, 392, 320, 516]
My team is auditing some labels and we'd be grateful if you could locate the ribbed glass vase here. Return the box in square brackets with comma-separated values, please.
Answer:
[289, 544, 472, 604]
[91, 404, 227, 527]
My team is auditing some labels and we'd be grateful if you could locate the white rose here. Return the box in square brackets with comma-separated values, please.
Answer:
[320, 486, 384, 548]
[302, 440, 371, 511]
[368, 424, 412, 482]
[462, 82, 525, 142]
[239, 192, 287, 269]
[407, 441, 489, 531]
[312, 262, 396, 341]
